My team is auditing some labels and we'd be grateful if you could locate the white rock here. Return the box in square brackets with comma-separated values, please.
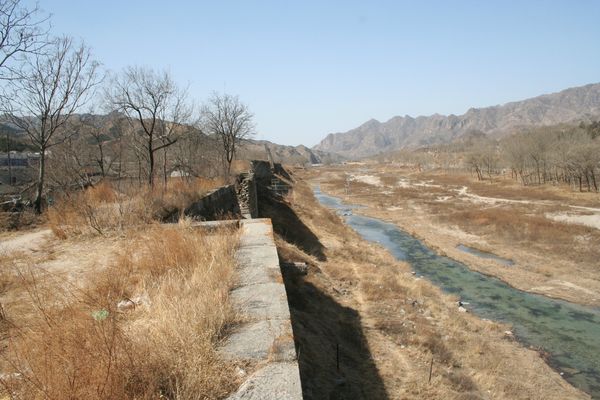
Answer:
[117, 299, 136, 311]
[117, 293, 151, 312]
[0, 372, 22, 382]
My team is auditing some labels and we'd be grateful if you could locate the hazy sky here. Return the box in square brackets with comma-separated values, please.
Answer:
[26, 0, 600, 146]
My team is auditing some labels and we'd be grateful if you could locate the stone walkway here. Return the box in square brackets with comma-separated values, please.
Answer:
[222, 219, 303, 399]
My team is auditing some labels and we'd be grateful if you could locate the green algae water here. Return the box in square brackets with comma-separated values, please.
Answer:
[314, 187, 600, 398]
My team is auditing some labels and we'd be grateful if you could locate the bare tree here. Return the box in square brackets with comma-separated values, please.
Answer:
[0, 0, 48, 79]
[495, 123, 600, 192]
[46, 129, 94, 191]
[45, 113, 125, 192]
[501, 134, 527, 183]
[73, 113, 122, 179]
[201, 92, 254, 176]
[465, 137, 498, 181]
[172, 130, 222, 179]
[3, 36, 101, 213]
[106, 66, 192, 187]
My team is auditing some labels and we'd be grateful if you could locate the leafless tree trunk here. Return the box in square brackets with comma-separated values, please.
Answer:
[2, 36, 101, 213]
[162, 145, 168, 188]
[201, 92, 255, 178]
[81, 115, 109, 177]
[496, 123, 600, 192]
[46, 131, 95, 191]
[6, 131, 12, 184]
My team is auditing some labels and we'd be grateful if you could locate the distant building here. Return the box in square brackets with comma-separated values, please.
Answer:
[0, 152, 38, 190]
[170, 170, 190, 178]
[0, 152, 40, 167]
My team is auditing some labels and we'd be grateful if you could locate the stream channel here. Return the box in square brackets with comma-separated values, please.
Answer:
[314, 187, 600, 398]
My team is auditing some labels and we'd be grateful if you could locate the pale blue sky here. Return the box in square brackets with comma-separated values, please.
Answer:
[26, 0, 600, 146]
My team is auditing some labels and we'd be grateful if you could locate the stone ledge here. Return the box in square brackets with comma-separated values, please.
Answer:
[223, 319, 296, 361]
[227, 362, 302, 400]
[231, 282, 291, 320]
[222, 219, 303, 399]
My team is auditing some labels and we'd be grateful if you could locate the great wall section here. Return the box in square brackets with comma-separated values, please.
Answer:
[191, 161, 303, 399]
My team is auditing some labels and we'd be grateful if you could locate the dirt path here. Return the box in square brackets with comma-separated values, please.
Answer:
[454, 186, 600, 230]
[546, 210, 600, 230]
[455, 185, 552, 206]
[0, 229, 53, 255]
[1, 228, 122, 288]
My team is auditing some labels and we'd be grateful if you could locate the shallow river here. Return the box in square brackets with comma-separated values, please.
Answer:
[314, 187, 600, 398]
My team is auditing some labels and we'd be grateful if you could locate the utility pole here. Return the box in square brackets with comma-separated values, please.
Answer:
[7, 132, 12, 186]
[345, 175, 351, 195]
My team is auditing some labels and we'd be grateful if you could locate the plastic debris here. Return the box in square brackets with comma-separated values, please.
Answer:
[91, 309, 109, 321]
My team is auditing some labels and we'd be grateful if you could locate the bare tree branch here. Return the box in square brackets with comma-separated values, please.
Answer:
[0, 0, 50, 80]
[105, 66, 192, 187]
[2, 36, 101, 212]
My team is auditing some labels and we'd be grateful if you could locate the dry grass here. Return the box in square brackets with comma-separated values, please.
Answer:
[432, 198, 600, 265]
[47, 178, 222, 238]
[0, 223, 240, 400]
[443, 205, 588, 238]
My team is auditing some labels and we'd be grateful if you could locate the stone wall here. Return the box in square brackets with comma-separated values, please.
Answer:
[184, 160, 290, 222]
[187, 166, 303, 397]
[236, 172, 258, 219]
[251, 160, 273, 180]
[184, 184, 240, 220]
[251, 160, 291, 182]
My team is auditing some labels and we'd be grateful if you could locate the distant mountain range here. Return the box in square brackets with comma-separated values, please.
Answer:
[314, 82, 600, 159]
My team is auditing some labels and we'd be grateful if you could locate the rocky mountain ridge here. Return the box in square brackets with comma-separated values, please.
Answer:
[314, 82, 600, 159]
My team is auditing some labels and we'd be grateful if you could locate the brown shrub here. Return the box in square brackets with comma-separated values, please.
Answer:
[47, 178, 222, 238]
[359, 270, 407, 302]
[416, 325, 454, 365]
